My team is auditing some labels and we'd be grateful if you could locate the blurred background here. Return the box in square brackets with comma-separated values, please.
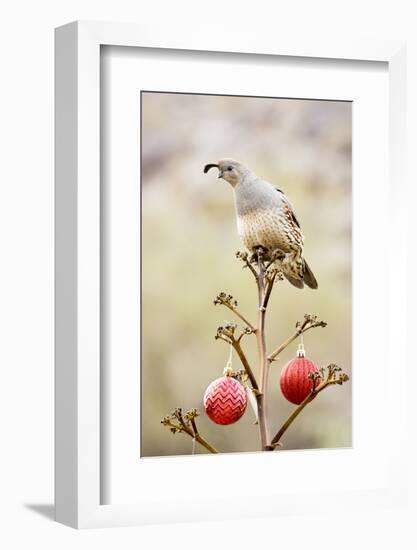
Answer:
[141, 91, 352, 457]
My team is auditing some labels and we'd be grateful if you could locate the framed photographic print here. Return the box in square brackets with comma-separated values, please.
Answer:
[140, 90, 352, 459]
[55, 21, 407, 528]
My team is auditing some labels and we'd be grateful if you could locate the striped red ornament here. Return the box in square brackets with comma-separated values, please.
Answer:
[203, 375, 247, 425]
[280, 345, 320, 405]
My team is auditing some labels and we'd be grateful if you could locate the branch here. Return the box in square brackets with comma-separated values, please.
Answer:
[262, 267, 282, 310]
[214, 292, 256, 332]
[270, 364, 349, 448]
[268, 314, 327, 363]
[215, 322, 259, 392]
[232, 339, 259, 392]
[271, 392, 317, 448]
[236, 250, 259, 284]
[255, 247, 271, 450]
[161, 408, 219, 454]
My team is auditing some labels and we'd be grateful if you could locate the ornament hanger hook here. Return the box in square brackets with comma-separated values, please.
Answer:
[223, 343, 233, 376]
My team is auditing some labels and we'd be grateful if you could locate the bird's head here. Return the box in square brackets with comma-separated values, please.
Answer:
[203, 159, 250, 187]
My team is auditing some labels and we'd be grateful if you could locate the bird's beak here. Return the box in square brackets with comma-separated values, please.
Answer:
[218, 170, 224, 179]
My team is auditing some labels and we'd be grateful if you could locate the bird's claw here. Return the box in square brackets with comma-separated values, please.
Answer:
[271, 248, 285, 261]
[249, 252, 258, 264]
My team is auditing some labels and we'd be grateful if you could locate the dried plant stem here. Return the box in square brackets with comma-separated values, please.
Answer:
[271, 374, 345, 448]
[187, 415, 219, 453]
[242, 256, 259, 281]
[262, 272, 276, 310]
[256, 250, 272, 451]
[270, 392, 318, 447]
[268, 330, 302, 363]
[193, 434, 219, 454]
[225, 305, 256, 332]
[268, 318, 327, 363]
[162, 409, 219, 453]
[232, 339, 259, 392]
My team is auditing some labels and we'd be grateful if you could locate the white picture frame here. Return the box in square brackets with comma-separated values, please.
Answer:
[55, 21, 407, 529]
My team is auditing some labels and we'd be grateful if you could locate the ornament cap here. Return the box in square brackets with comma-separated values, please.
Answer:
[223, 364, 233, 376]
[296, 342, 306, 357]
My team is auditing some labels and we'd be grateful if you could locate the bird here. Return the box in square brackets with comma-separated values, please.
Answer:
[204, 159, 318, 290]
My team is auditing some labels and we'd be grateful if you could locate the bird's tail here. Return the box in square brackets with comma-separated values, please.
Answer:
[281, 255, 318, 290]
[303, 259, 318, 289]
[283, 273, 304, 289]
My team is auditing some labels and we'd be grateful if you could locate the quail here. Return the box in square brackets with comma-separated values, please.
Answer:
[204, 159, 318, 290]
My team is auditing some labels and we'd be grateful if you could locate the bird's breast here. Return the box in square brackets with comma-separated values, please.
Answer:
[236, 207, 295, 253]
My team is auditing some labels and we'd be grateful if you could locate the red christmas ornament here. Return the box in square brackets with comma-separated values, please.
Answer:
[280, 343, 321, 405]
[204, 368, 247, 425]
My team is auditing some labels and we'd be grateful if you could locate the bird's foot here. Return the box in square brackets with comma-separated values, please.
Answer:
[270, 248, 285, 262]
[249, 252, 258, 264]
[250, 246, 268, 264]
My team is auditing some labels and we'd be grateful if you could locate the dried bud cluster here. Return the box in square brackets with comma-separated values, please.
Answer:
[213, 292, 238, 308]
[319, 364, 350, 386]
[307, 370, 322, 390]
[160, 407, 200, 436]
[215, 322, 237, 342]
[235, 250, 248, 262]
[231, 370, 247, 382]
[296, 313, 327, 331]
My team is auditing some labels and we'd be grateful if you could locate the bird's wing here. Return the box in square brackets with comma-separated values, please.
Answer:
[274, 188, 301, 229]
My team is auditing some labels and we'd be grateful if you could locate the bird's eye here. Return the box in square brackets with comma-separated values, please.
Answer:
[227, 166, 233, 171]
